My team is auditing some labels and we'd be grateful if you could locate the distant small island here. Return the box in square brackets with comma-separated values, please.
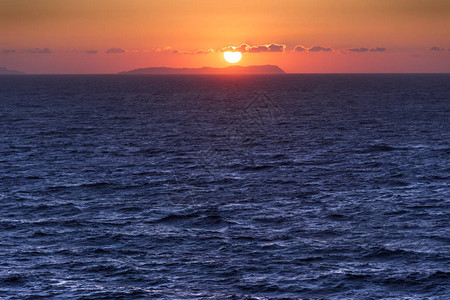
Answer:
[119, 65, 285, 75]
[0, 67, 24, 75]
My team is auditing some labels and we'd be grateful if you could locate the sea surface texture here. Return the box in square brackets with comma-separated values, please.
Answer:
[0, 74, 449, 299]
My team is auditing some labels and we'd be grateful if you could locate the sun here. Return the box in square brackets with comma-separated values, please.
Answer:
[224, 51, 242, 63]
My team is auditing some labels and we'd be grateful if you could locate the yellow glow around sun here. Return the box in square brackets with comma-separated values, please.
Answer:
[224, 51, 242, 63]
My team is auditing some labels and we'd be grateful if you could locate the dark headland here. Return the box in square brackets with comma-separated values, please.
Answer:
[119, 65, 285, 75]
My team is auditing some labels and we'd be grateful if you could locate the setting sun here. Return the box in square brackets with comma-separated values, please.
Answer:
[224, 51, 242, 64]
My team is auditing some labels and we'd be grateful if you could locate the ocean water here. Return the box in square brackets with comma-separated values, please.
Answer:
[0, 74, 449, 299]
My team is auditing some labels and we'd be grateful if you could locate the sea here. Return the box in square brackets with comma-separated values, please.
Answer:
[0, 74, 449, 299]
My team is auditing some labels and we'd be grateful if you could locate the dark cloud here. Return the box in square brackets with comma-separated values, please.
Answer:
[269, 44, 285, 52]
[220, 43, 286, 53]
[247, 43, 285, 53]
[308, 46, 333, 52]
[156, 47, 180, 54]
[347, 48, 369, 52]
[1, 49, 16, 54]
[293, 45, 336, 53]
[220, 44, 248, 52]
[106, 48, 126, 54]
[26, 48, 52, 54]
[293, 45, 307, 52]
[430, 46, 445, 51]
[370, 47, 386, 52]
[86, 50, 98, 54]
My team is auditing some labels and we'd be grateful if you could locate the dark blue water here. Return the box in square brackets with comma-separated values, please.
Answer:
[0, 74, 449, 299]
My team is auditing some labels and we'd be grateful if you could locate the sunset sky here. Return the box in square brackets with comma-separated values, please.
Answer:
[1, 0, 449, 73]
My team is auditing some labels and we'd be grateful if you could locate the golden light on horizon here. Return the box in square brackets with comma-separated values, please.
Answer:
[224, 51, 242, 63]
[1, 0, 449, 73]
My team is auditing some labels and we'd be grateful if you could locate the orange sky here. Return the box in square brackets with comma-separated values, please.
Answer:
[1, 0, 449, 73]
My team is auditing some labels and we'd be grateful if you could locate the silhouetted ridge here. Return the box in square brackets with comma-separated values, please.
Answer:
[0, 67, 24, 75]
[119, 65, 285, 75]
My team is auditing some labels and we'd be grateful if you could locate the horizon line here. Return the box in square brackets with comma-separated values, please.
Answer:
[1, 72, 450, 75]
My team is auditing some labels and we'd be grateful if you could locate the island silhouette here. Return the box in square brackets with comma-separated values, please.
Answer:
[0, 67, 24, 75]
[119, 65, 285, 75]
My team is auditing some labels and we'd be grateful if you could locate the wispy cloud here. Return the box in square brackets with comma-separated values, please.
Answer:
[26, 48, 52, 54]
[86, 50, 98, 54]
[152, 46, 214, 55]
[293, 45, 386, 53]
[105, 48, 126, 54]
[344, 47, 386, 52]
[430, 46, 445, 51]
[174, 48, 214, 55]
[1, 49, 16, 54]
